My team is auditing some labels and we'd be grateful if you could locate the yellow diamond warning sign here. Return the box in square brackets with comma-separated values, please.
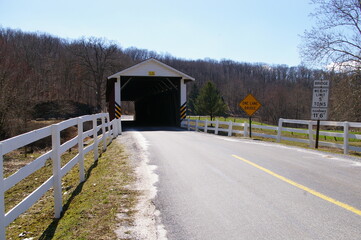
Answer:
[239, 94, 262, 116]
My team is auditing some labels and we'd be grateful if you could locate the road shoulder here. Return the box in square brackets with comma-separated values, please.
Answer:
[115, 131, 167, 240]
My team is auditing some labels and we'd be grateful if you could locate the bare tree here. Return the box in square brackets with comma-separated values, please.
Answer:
[329, 72, 361, 121]
[0, 29, 33, 139]
[70, 37, 120, 111]
[301, 0, 361, 72]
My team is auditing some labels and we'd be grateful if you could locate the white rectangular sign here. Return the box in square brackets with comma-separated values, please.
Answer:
[312, 88, 329, 108]
[311, 108, 328, 120]
[314, 80, 330, 88]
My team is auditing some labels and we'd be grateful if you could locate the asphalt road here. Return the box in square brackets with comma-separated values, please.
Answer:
[126, 127, 361, 240]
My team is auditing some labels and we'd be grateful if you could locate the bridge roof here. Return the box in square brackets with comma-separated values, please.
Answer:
[108, 58, 195, 81]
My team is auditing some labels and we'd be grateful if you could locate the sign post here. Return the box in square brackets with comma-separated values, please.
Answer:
[239, 94, 262, 138]
[311, 80, 330, 148]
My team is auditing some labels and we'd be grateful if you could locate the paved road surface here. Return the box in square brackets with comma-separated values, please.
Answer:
[126, 127, 361, 240]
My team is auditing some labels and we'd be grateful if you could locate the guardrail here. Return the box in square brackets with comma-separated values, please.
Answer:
[0, 113, 122, 239]
[181, 118, 361, 154]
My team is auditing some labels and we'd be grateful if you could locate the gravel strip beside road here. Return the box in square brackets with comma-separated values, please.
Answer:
[115, 131, 167, 240]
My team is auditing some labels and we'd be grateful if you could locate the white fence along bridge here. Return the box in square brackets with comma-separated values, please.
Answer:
[0, 113, 121, 239]
[181, 118, 361, 154]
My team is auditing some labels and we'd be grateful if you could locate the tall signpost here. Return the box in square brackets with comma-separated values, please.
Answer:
[239, 94, 262, 138]
[311, 80, 330, 148]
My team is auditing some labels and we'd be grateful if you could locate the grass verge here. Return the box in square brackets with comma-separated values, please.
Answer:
[5, 140, 138, 240]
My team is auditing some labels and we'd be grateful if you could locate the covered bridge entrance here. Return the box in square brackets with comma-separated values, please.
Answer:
[106, 58, 195, 126]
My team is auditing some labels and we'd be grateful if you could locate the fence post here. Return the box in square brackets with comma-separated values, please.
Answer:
[228, 121, 233, 136]
[117, 118, 122, 135]
[195, 119, 199, 131]
[77, 117, 85, 183]
[101, 115, 107, 152]
[113, 119, 118, 137]
[308, 121, 314, 148]
[244, 122, 248, 137]
[204, 120, 208, 133]
[277, 118, 283, 143]
[106, 114, 113, 142]
[93, 115, 99, 161]
[0, 143, 5, 240]
[187, 119, 191, 131]
[215, 120, 219, 135]
[343, 121, 349, 154]
[51, 124, 63, 218]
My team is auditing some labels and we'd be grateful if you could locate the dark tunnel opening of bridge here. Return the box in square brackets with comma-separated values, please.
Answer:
[116, 76, 181, 127]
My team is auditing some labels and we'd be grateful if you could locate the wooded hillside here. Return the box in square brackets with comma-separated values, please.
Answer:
[1, 27, 360, 140]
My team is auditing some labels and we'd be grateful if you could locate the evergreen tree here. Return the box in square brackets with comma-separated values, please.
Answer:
[187, 84, 199, 115]
[195, 81, 228, 121]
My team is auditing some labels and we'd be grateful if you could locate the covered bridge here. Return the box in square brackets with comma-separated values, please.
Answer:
[106, 58, 195, 126]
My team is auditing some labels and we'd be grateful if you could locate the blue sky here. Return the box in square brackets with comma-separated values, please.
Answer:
[0, 0, 316, 66]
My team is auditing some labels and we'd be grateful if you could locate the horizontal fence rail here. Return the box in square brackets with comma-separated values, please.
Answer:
[0, 113, 122, 239]
[181, 118, 361, 154]
[278, 118, 361, 154]
[181, 119, 277, 140]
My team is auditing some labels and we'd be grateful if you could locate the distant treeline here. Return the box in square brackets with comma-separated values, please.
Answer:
[0, 27, 360, 139]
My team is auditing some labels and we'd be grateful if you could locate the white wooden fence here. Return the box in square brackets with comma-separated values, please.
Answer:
[181, 118, 361, 154]
[0, 113, 121, 239]
[277, 118, 361, 154]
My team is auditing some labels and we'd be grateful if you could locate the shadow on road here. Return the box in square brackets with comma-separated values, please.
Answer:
[122, 121, 187, 132]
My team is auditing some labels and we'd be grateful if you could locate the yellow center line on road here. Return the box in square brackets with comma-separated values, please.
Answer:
[232, 154, 361, 216]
